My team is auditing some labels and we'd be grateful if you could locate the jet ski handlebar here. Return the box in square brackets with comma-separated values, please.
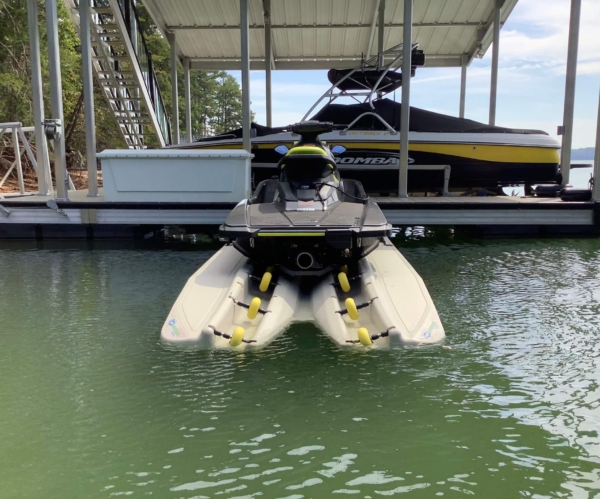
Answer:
[290, 121, 334, 134]
[289, 121, 336, 142]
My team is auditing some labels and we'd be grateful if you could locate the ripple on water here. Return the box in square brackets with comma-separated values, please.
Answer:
[1, 241, 600, 497]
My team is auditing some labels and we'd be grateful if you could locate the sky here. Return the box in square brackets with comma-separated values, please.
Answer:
[231, 0, 600, 149]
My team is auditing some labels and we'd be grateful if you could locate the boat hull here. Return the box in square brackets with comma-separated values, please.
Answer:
[174, 131, 561, 193]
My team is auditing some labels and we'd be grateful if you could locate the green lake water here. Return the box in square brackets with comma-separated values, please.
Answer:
[1, 237, 600, 498]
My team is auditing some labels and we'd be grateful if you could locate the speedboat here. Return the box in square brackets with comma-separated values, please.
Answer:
[173, 43, 561, 194]
[162, 121, 445, 348]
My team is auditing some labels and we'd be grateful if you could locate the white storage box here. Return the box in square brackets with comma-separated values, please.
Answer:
[97, 149, 253, 202]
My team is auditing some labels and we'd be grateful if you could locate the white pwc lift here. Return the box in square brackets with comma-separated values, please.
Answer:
[162, 121, 444, 348]
[162, 246, 300, 347]
[161, 239, 444, 348]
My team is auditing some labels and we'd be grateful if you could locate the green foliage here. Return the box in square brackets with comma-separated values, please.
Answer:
[136, 2, 247, 139]
[0, 0, 248, 168]
[0, 0, 126, 164]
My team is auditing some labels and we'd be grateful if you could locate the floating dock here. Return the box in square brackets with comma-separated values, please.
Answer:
[0, 189, 597, 239]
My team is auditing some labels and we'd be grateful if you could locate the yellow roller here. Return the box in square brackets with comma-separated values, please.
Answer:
[358, 327, 372, 346]
[340, 265, 348, 274]
[247, 297, 262, 320]
[345, 297, 359, 320]
[259, 272, 272, 292]
[338, 272, 351, 293]
[229, 326, 245, 347]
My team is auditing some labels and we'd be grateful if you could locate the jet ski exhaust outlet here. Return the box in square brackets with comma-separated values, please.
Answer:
[296, 252, 314, 270]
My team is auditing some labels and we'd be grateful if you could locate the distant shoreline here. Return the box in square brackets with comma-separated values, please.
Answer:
[572, 147, 595, 160]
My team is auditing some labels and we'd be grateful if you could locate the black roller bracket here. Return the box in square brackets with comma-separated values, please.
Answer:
[211, 326, 257, 344]
[336, 297, 378, 315]
[229, 296, 269, 315]
[346, 326, 394, 344]
[248, 273, 278, 289]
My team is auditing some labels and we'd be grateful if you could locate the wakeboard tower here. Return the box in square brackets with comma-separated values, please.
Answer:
[162, 121, 445, 348]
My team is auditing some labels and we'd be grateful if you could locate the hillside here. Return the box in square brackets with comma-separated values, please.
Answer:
[572, 147, 595, 160]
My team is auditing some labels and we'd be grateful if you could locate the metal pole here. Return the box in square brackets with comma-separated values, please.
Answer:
[184, 58, 192, 142]
[459, 54, 467, 119]
[241, 0, 251, 156]
[27, 0, 51, 196]
[80, 0, 99, 197]
[593, 83, 600, 201]
[489, 0, 501, 126]
[264, 0, 272, 128]
[378, 0, 385, 68]
[398, 0, 413, 198]
[560, 0, 582, 186]
[45, 0, 69, 200]
[398, 0, 412, 198]
[12, 128, 25, 194]
[169, 32, 180, 145]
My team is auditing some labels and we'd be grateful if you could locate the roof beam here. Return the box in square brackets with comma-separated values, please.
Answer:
[366, 0, 381, 60]
[466, 0, 518, 64]
[262, 0, 275, 70]
[188, 54, 461, 71]
[167, 22, 481, 31]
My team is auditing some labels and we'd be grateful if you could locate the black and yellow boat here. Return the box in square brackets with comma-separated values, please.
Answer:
[174, 44, 561, 194]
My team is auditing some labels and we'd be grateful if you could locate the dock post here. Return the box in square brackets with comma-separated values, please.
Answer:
[264, 0, 273, 128]
[593, 85, 600, 202]
[184, 58, 192, 143]
[27, 0, 51, 196]
[398, 0, 412, 198]
[489, 0, 502, 126]
[560, 0, 582, 186]
[169, 32, 180, 145]
[80, 0, 99, 197]
[45, 0, 69, 200]
[240, 0, 251, 152]
[378, 0, 385, 68]
[459, 54, 467, 119]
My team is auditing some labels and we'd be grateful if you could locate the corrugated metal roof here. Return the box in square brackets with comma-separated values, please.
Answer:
[141, 0, 518, 70]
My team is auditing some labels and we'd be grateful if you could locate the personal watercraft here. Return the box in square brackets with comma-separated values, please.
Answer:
[161, 121, 445, 348]
[219, 121, 392, 274]
[173, 43, 561, 194]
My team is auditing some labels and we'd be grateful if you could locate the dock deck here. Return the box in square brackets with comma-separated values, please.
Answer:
[0, 188, 597, 239]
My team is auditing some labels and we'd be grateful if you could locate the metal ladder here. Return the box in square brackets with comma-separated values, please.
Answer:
[64, 0, 171, 148]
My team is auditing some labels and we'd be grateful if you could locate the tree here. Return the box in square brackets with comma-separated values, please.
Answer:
[0, 0, 249, 184]
[136, 1, 248, 140]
